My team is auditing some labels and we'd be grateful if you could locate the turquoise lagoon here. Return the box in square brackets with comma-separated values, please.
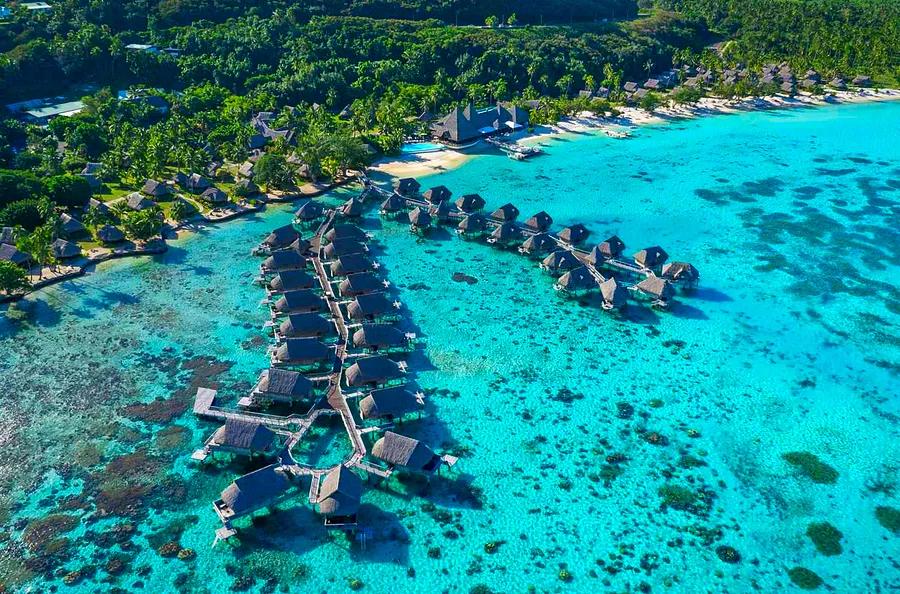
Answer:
[1, 101, 898, 593]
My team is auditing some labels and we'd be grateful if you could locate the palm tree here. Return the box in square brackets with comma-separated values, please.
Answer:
[644, 59, 654, 78]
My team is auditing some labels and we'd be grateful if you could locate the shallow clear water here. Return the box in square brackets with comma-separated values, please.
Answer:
[1, 101, 898, 593]
[401, 142, 445, 154]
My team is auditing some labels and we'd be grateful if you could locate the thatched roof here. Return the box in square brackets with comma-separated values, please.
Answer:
[97, 224, 125, 243]
[179, 172, 211, 192]
[220, 464, 290, 516]
[235, 178, 261, 194]
[0, 227, 15, 245]
[661, 262, 699, 282]
[200, 187, 227, 203]
[424, 185, 452, 204]
[263, 226, 300, 251]
[58, 213, 86, 236]
[556, 266, 594, 291]
[599, 277, 628, 308]
[524, 211, 553, 232]
[359, 385, 421, 419]
[211, 419, 275, 452]
[88, 198, 110, 215]
[270, 270, 316, 292]
[347, 292, 394, 320]
[491, 221, 519, 242]
[279, 313, 333, 338]
[330, 253, 373, 277]
[274, 289, 324, 313]
[286, 237, 312, 255]
[408, 206, 432, 228]
[371, 431, 437, 470]
[257, 367, 313, 398]
[429, 199, 452, 221]
[295, 200, 324, 220]
[325, 224, 367, 243]
[51, 238, 81, 259]
[542, 249, 580, 271]
[634, 246, 669, 269]
[592, 235, 626, 262]
[338, 272, 383, 297]
[352, 324, 406, 349]
[125, 192, 155, 211]
[341, 197, 364, 217]
[395, 177, 421, 197]
[274, 338, 330, 364]
[317, 465, 362, 517]
[491, 202, 520, 222]
[345, 356, 403, 387]
[558, 223, 589, 245]
[635, 274, 675, 299]
[521, 232, 556, 253]
[457, 213, 487, 233]
[263, 250, 307, 272]
[455, 193, 486, 212]
[323, 238, 365, 260]
[141, 179, 172, 197]
[0, 244, 30, 266]
[380, 193, 406, 212]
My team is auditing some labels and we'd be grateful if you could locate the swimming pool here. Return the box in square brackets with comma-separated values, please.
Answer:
[400, 141, 445, 154]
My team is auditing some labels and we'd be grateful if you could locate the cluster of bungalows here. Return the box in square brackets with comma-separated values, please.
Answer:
[622, 69, 680, 102]
[379, 177, 699, 310]
[676, 61, 873, 96]
[429, 101, 530, 145]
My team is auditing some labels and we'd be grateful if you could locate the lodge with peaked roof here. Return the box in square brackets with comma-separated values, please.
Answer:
[431, 102, 530, 144]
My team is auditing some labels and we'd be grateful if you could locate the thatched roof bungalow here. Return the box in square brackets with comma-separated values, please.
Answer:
[278, 313, 333, 339]
[51, 238, 81, 260]
[270, 270, 316, 292]
[491, 203, 520, 222]
[347, 292, 396, 321]
[208, 419, 276, 457]
[263, 250, 307, 273]
[273, 289, 325, 314]
[317, 465, 362, 524]
[541, 249, 580, 272]
[325, 224, 367, 243]
[429, 200, 452, 223]
[555, 266, 595, 293]
[0, 243, 31, 267]
[520, 232, 556, 255]
[214, 464, 291, 521]
[340, 197, 364, 218]
[488, 221, 519, 244]
[599, 277, 628, 310]
[380, 193, 406, 214]
[345, 356, 404, 387]
[338, 272, 384, 297]
[634, 246, 669, 270]
[273, 338, 331, 366]
[141, 179, 173, 198]
[457, 213, 487, 236]
[359, 385, 421, 420]
[524, 211, 553, 232]
[424, 185, 452, 205]
[455, 193, 485, 213]
[323, 238, 365, 261]
[352, 324, 407, 351]
[125, 192, 156, 211]
[635, 274, 675, 305]
[558, 223, 589, 245]
[395, 178, 421, 197]
[371, 431, 441, 473]
[58, 213, 87, 238]
[97, 224, 125, 244]
[201, 187, 228, 204]
[593, 236, 626, 262]
[294, 200, 324, 221]
[253, 367, 313, 402]
[661, 262, 700, 284]
[330, 253, 374, 277]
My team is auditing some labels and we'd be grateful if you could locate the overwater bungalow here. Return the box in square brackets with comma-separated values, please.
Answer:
[455, 193, 486, 213]
[272, 289, 325, 315]
[340, 197, 365, 218]
[272, 338, 331, 367]
[141, 179, 173, 198]
[395, 177, 421, 197]
[269, 270, 316, 293]
[252, 367, 314, 403]
[286, 237, 313, 255]
[519, 232, 556, 255]
[371, 431, 442, 474]
[599, 277, 629, 310]
[294, 201, 325, 223]
[457, 213, 487, 238]
[325, 224, 367, 243]
[634, 246, 669, 271]
[661, 262, 700, 286]
[58, 213, 87, 238]
[201, 187, 228, 204]
[316, 465, 362, 529]
[263, 225, 301, 252]
[125, 192, 156, 211]
[323, 238, 366, 261]
[380, 193, 406, 216]
[555, 266, 595, 294]
[634, 274, 675, 308]
[347, 292, 399, 322]
[51, 238, 81, 260]
[359, 385, 422, 421]
[338, 272, 386, 297]
[330, 253, 374, 277]
[262, 250, 307, 274]
[408, 207, 432, 234]
[524, 211, 553, 233]
[541, 249, 580, 272]
[424, 185, 452, 205]
[0, 244, 31, 267]
[487, 221, 520, 246]
[277, 313, 334, 340]
[97, 224, 125, 244]
[345, 356, 404, 387]
[558, 223, 590, 246]
[214, 464, 292, 523]
[491, 203, 520, 223]
[427, 200, 451, 224]
[592, 236, 626, 263]
[352, 324, 409, 352]
[206, 419, 276, 458]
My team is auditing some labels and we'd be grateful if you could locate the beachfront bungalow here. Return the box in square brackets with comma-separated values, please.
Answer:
[262, 251, 307, 274]
[263, 225, 300, 252]
[780, 81, 796, 95]
[352, 324, 408, 352]
[0, 244, 31, 268]
[541, 249, 580, 272]
[252, 368, 314, 404]
[593, 236, 626, 263]
[235, 178, 261, 196]
[524, 211, 553, 233]
[661, 262, 700, 287]
[599, 277, 628, 310]
[273, 338, 331, 367]
[201, 187, 228, 205]
[347, 292, 398, 322]
[635, 274, 675, 308]
[488, 221, 520, 246]
[125, 192, 156, 211]
[214, 464, 292, 523]
[520, 232, 556, 255]
[277, 313, 334, 340]
[380, 193, 406, 215]
[555, 266, 595, 294]
[323, 239, 365, 261]
[491, 203, 520, 223]
[345, 356, 404, 388]
[341, 197, 365, 218]
[338, 272, 385, 297]
[395, 178, 421, 197]
[316, 465, 362, 529]
[828, 77, 847, 90]
[623, 81, 639, 94]
[141, 179, 173, 199]
[852, 75, 872, 87]
[272, 289, 325, 315]
[58, 213, 87, 238]
[294, 201, 325, 223]
[173, 172, 211, 193]
[558, 223, 590, 245]
[51, 238, 81, 260]
[207, 419, 276, 458]
[455, 193, 486, 213]
[97, 224, 125, 244]
[359, 385, 422, 421]
[424, 185, 452, 205]
[269, 270, 316, 293]
[430, 102, 529, 144]
[325, 224, 367, 243]
[634, 246, 669, 271]
[457, 213, 487, 238]
[371, 431, 442, 474]
[408, 207, 432, 234]
[330, 253, 374, 277]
